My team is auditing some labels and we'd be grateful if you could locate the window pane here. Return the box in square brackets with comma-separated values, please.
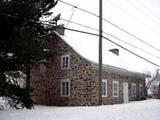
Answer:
[102, 82, 105, 96]
[113, 81, 119, 97]
[61, 55, 70, 69]
[104, 82, 106, 95]
[114, 83, 117, 96]
[102, 81, 107, 97]
[61, 80, 70, 97]
[132, 84, 136, 97]
[62, 82, 66, 95]
[66, 82, 69, 95]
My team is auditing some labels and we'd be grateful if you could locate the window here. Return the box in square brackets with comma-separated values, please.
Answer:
[102, 80, 108, 97]
[113, 81, 119, 97]
[139, 84, 143, 97]
[132, 83, 136, 97]
[61, 55, 70, 69]
[61, 80, 70, 97]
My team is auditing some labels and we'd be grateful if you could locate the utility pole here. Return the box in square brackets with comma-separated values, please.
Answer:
[99, 0, 103, 105]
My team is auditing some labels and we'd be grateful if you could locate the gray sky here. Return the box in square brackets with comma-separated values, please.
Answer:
[52, 0, 160, 73]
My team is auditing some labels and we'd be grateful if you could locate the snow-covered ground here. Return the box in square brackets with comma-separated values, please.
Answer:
[0, 99, 160, 120]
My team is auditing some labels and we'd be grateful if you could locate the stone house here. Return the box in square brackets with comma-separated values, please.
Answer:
[30, 27, 146, 106]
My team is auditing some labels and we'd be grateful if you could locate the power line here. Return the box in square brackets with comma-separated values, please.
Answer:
[64, 26, 160, 67]
[102, 36, 160, 68]
[58, 0, 160, 53]
[106, 0, 160, 38]
[1, 12, 160, 67]
[135, 0, 160, 23]
[66, 7, 76, 27]
[54, 16, 160, 60]
[102, 18, 160, 52]
[56, 29, 160, 68]
[126, 0, 160, 27]
[64, 26, 98, 37]
[59, 17, 99, 31]
[63, 25, 160, 67]
[58, 0, 98, 17]
[103, 32, 160, 59]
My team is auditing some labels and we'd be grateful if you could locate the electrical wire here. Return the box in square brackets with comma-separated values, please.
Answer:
[103, 32, 160, 59]
[59, 0, 98, 17]
[66, 7, 76, 27]
[59, 0, 160, 52]
[135, 0, 160, 23]
[102, 35, 160, 67]
[126, 0, 160, 26]
[54, 16, 160, 60]
[106, 0, 160, 37]
[7, 9, 160, 61]
[1, 12, 160, 67]
[60, 18, 99, 31]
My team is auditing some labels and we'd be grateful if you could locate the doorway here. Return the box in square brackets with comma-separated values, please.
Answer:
[123, 82, 129, 103]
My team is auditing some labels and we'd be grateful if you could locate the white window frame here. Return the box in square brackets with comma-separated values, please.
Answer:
[132, 83, 137, 97]
[102, 79, 108, 97]
[61, 79, 70, 97]
[61, 55, 70, 70]
[139, 84, 143, 97]
[113, 80, 119, 97]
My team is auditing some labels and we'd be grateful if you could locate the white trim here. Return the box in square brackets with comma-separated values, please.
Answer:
[132, 83, 136, 97]
[102, 79, 108, 97]
[61, 79, 70, 97]
[123, 82, 129, 103]
[61, 55, 70, 70]
[113, 80, 119, 97]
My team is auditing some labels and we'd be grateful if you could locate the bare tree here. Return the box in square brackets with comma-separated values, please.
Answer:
[146, 69, 160, 98]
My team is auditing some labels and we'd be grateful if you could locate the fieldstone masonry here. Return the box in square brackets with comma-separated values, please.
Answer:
[30, 32, 146, 106]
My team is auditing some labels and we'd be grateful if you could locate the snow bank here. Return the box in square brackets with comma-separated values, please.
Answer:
[0, 99, 160, 120]
[0, 97, 5, 110]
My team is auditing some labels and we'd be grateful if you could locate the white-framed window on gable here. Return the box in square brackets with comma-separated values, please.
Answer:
[61, 55, 70, 70]
[139, 84, 143, 97]
[132, 83, 137, 97]
[113, 80, 119, 97]
[61, 79, 70, 97]
[102, 79, 108, 97]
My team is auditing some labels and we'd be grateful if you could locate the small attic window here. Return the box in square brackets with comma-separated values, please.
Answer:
[61, 55, 70, 70]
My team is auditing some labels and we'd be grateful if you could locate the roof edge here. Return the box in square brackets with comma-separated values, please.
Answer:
[53, 31, 147, 79]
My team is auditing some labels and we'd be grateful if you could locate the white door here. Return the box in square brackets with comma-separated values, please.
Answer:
[123, 82, 129, 103]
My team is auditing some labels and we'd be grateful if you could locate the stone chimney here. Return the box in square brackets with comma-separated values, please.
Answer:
[55, 24, 65, 35]
[109, 48, 119, 56]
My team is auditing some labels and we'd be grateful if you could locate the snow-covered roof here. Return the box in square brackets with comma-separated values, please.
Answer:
[53, 31, 146, 78]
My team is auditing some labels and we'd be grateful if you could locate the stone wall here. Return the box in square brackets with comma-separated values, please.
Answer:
[93, 69, 145, 105]
[31, 33, 99, 106]
[30, 32, 146, 106]
[31, 63, 48, 105]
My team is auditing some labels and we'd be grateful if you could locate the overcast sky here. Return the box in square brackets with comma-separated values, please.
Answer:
[51, 0, 160, 74]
